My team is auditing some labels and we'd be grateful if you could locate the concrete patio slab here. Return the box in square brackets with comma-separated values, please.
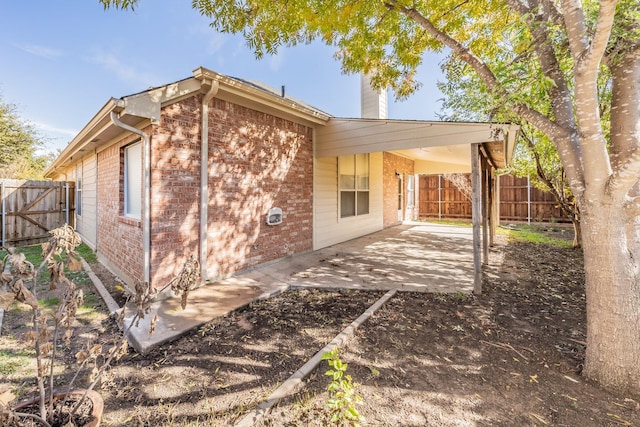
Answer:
[284, 222, 473, 293]
[122, 278, 287, 354]
[112, 221, 474, 354]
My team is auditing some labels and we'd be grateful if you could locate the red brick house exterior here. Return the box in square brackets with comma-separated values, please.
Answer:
[91, 90, 315, 288]
[45, 66, 517, 292]
[96, 131, 146, 286]
[383, 152, 417, 228]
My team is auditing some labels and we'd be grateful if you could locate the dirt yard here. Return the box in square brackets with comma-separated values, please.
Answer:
[2, 227, 639, 426]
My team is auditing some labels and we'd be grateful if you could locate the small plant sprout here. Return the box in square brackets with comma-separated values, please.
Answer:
[321, 346, 364, 426]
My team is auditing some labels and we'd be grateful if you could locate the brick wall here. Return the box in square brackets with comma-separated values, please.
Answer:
[96, 95, 314, 288]
[383, 152, 416, 227]
[96, 132, 145, 285]
[149, 96, 201, 287]
[206, 98, 313, 279]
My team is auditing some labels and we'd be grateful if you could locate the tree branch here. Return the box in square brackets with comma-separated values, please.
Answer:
[522, 131, 577, 220]
[560, 1, 616, 194]
[579, 0, 618, 72]
[610, 147, 640, 197]
[394, 1, 585, 195]
[609, 47, 640, 194]
[544, 0, 567, 27]
[395, 4, 558, 133]
[506, 0, 578, 133]
[562, 0, 590, 60]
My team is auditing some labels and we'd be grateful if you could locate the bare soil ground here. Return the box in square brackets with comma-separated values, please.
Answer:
[2, 229, 640, 426]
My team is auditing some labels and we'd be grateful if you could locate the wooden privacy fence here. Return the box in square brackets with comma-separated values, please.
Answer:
[1, 180, 75, 247]
[419, 174, 570, 223]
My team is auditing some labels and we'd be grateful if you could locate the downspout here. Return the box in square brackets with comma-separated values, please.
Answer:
[110, 111, 152, 284]
[200, 80, 219, 282]
[64, 183, 69, 225]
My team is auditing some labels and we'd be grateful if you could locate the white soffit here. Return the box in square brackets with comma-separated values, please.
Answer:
[316, 119, 501, 158]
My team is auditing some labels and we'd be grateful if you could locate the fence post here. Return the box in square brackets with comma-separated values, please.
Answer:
[1, 181, 5, 249]
[527, 175, 531, 225]
[438, 174, 442, 220]
[64, 182, 69, 225]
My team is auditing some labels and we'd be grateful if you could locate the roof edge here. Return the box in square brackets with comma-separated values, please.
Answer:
[44, 98, 120, 177]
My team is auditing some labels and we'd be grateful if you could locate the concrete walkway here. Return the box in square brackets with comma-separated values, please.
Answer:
[114, 221, 474, 354]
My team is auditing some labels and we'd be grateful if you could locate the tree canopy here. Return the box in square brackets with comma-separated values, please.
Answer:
[0, 95, 50, 179]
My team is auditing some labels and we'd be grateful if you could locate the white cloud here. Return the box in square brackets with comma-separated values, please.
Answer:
[184, 20, 229, 55]
[268, 51, 285, 72]
[15, 43, 63, 59]
[33, 122, 78, 138]
[208, 34, 227, 55]
[90, 51, 159, 89]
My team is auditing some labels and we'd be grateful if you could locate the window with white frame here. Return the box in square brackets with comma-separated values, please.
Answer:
[339, 153, 369, 218]
[76, 165, 82, 217]
[407, 174, 415, 207]
[124, 142, 142, 219]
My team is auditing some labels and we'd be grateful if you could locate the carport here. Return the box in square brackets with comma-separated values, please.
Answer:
[315, 118, 519, 294]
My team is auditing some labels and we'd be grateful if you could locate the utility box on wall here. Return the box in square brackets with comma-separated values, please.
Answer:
[266, 207, 283, 226]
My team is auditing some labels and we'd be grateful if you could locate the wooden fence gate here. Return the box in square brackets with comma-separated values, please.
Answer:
[1, 180, 75, 248]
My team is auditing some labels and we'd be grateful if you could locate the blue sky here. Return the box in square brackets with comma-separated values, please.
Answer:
[0, 1, 446, 153]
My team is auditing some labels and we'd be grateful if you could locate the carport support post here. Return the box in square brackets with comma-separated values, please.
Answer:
[490, 169, 498, 246]
[482, 156, 489, 265]
[471, 144, 482, 294]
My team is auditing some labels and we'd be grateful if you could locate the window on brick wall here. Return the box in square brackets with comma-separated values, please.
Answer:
[76, 164, 82, 217]
[339, 153, 369, 218]
[407, 174, 415, 207]
[124, 141, 142, 219]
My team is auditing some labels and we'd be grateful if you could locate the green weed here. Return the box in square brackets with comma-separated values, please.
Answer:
[76, 243, 97, 263]
[38, 297, 60, 308]
[322, 346, 363, 426]
[498, 225, 573, 248]
[0, 349, 35, 375]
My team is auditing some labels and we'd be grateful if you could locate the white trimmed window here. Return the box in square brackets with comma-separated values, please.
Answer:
[339, 153, 369, 218]
[76, 165, 82, 217]
[407, 174, 415, 207]
[124, 142, 142, 219]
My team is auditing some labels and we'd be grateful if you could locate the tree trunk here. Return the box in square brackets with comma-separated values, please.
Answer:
[571, 217, 581, 249]
[581, 202, 640, 397]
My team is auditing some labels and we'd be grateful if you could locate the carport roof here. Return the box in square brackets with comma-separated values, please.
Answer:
[316, 118, 519, 173]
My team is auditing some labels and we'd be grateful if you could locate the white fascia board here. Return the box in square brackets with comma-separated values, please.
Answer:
[193, 67, 330, 126]
[44, 99, 119, 177]
[505, 124, 520, 165]
[316, 119, 503, 158]
[119, 78, 202, 123]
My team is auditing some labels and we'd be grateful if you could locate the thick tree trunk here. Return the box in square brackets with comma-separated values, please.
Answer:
[581, 203, 640, 397]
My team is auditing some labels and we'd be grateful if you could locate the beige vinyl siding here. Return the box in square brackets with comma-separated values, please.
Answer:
[77, 154, 97, 249]
[360, 75, 388, 120]
[313, 152, 383, 250]
[59, 155, 98, 249]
